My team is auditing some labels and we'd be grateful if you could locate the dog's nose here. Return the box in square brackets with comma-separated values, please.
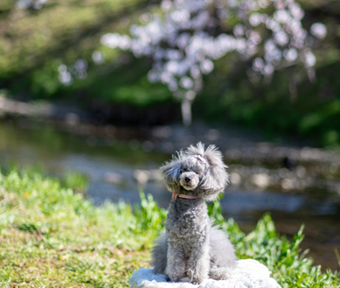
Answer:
[185, 177, 191, 183]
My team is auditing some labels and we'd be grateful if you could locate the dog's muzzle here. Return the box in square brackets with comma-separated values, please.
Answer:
[180, 172, 199, 190]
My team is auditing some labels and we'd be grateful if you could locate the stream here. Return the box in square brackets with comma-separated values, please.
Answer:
[0, 118, 339, 271]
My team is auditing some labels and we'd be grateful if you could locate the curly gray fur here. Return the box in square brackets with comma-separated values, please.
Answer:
[152, 143, 236, 284]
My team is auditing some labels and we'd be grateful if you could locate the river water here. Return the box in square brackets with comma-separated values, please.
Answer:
[0, 118, 339, 271]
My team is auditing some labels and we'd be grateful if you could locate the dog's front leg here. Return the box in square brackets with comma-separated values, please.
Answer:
[187, 240, 210, 284]
[165, 243, 186, 282]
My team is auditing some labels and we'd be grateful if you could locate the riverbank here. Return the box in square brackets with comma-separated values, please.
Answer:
[2, 97, 339, 201]
[1, 98, 340, 271]
[0, 169, 339, 287]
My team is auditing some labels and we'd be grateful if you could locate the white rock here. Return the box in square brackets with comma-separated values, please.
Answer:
[103, 172, 123, 184]
[129, 259, 281, 288]
[133, 170, 150, 184]
[230, 172, 241, 186]
[252, 173, 270, 188]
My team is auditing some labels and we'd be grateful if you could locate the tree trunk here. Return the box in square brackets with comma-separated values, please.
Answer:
[181, 98, 192, 127]
[180, 91, 196, 126]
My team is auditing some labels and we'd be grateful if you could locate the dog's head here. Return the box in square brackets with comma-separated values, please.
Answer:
[160, 143, 229, 201]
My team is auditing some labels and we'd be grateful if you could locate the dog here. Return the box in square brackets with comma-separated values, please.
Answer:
[152, 143, 236, 284]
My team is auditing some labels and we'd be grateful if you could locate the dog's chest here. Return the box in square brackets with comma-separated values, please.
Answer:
[165, 199, 209, 239]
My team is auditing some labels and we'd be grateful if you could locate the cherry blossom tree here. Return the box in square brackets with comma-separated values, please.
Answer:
[100, 0, 326, 125]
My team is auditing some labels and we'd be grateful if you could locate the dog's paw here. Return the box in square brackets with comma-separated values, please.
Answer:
[190, 278, 203, 285]
[187, 270, 205, 284]
[166, 273, 184, 283]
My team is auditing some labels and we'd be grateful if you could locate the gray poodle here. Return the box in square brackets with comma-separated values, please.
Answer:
[152, 143, 236, 284]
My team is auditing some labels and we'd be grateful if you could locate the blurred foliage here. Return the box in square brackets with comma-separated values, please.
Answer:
[195, 0, 340, 146]
[0, 0, 340, 145]
[196, 57, 340, 146]
[0, 0, 171, 105]
[61, 171, 89, 192]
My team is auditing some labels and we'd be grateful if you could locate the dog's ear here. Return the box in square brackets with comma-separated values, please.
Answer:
[201, 145, 229, 200]
[159, 158, 182, 193]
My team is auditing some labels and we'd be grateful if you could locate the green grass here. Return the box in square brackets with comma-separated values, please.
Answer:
[0, 169, 339, 287]
[0, 170, 160, 287]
